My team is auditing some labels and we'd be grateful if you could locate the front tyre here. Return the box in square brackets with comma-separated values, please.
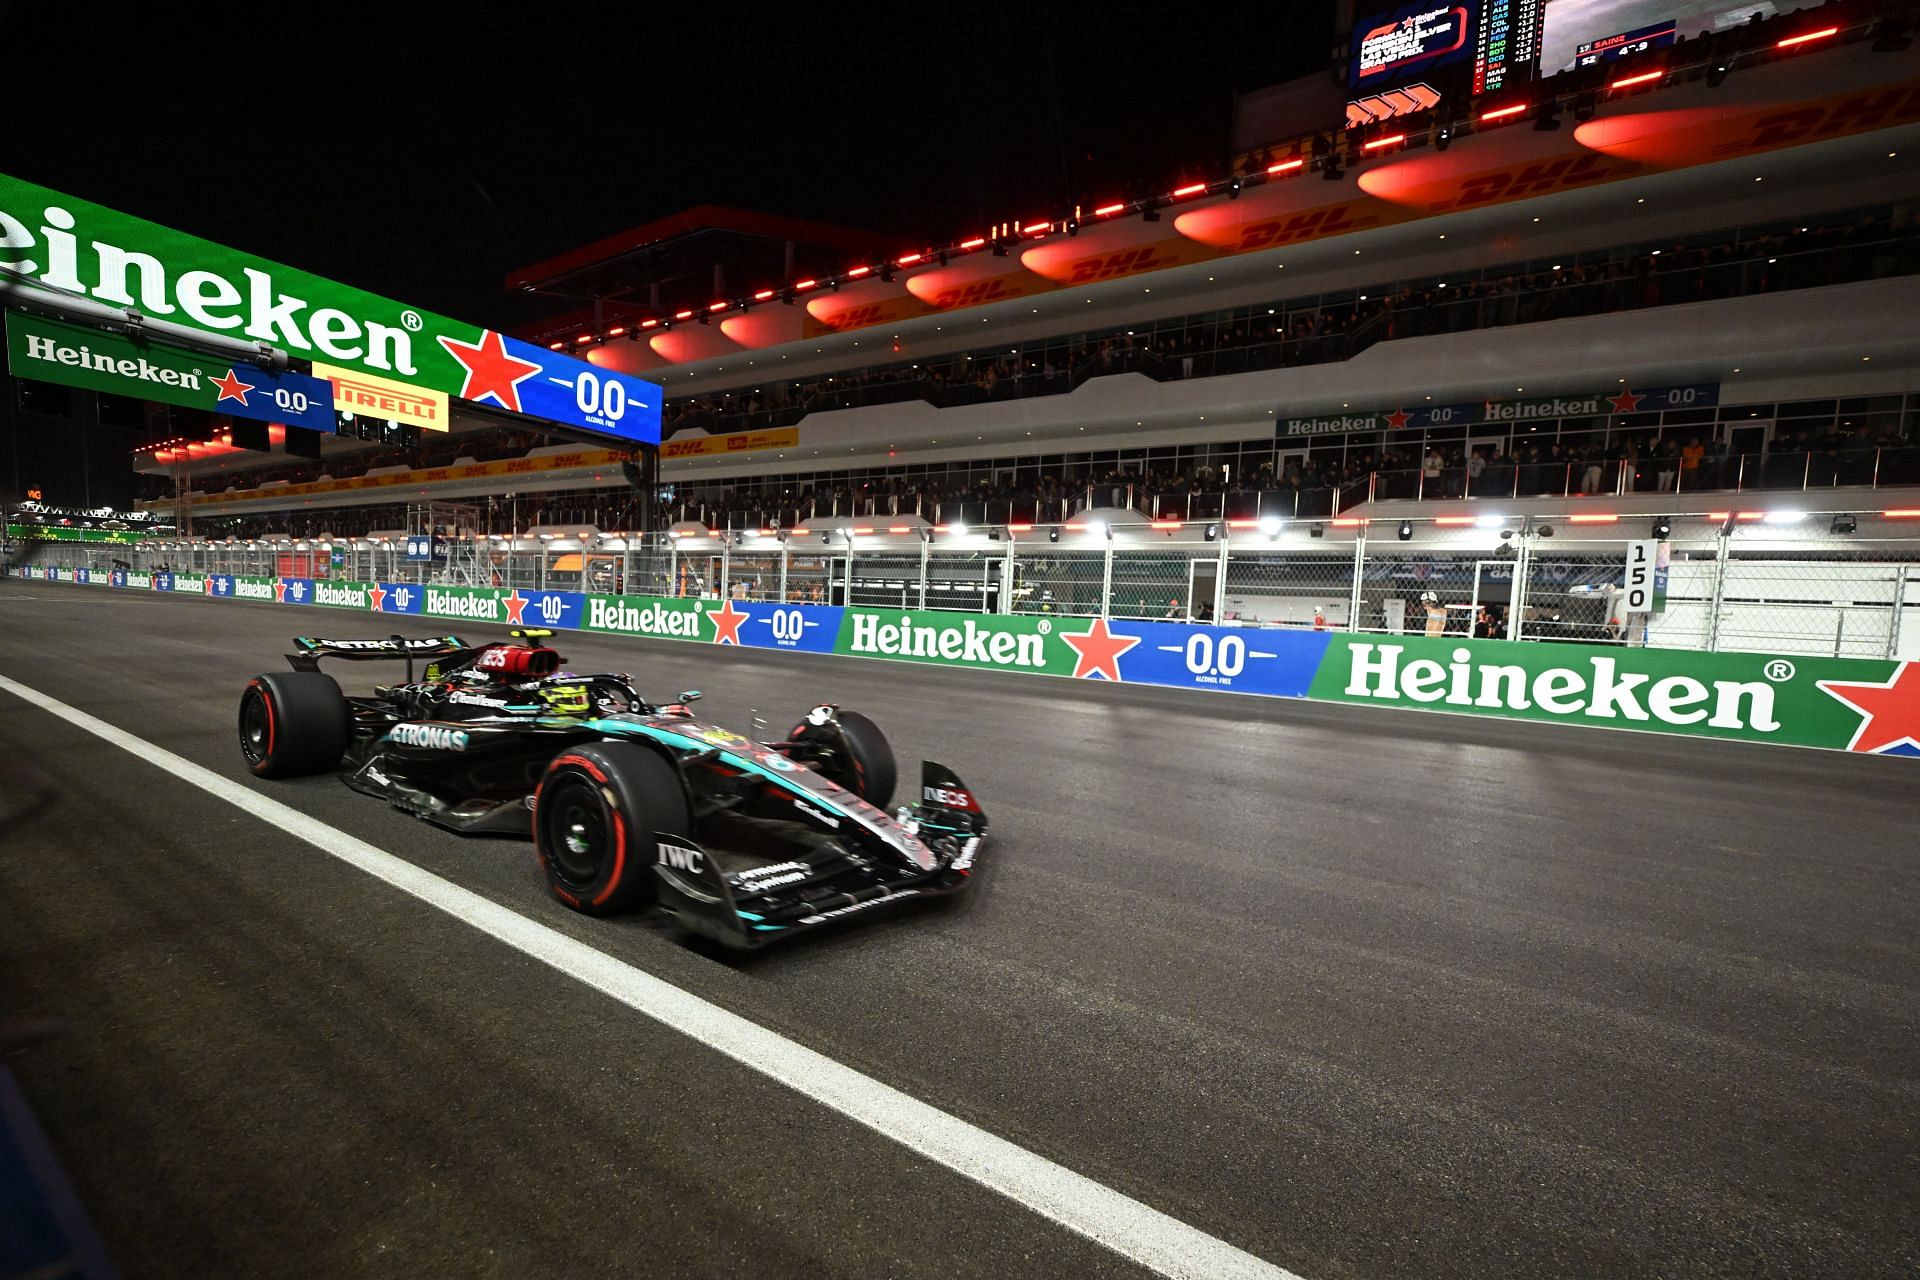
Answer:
[238, 672, 351, 779]
[534, 742, 691, 915]
[789, 709, 896, 807]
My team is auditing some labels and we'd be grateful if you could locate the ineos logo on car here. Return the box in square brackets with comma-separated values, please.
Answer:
[924, 786, 973, 809]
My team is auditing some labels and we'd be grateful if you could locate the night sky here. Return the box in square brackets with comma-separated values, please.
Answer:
[0, 2, 1337, 329]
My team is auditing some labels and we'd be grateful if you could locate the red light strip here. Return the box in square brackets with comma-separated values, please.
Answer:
[1882, 509, 1920, 518]
[896, 253, 923, 266]
[1093, 202, 1127, 216]
[1226, 519, 1259, 529]
[958, 237, 986, 250]
[673, 310, 694, 320]
[753, 289, 775, 301]
[845, 266, 871, 278]
[793, 278, 817, 290]
[1171, 182, 1208, 198]
[1362, 133, 1406, 151]
[1266, 158, 1304, 174]
[1006, 523, 1033, 532]
[1480, 103, 1528, 121]
[1777, 26, 1839, 49]
[606, 326, 626, 337]
[1149, 520, 1182, 530]
[887, 525, 913, 533]
[707, 301, 728, 312]
[640, 318, 659, 328]
[791, 527, 810, 535]
[1611, 69, 1665, 89]
[852, 527, 874, 535]
[1329, 517, 1369, 527]
[1434, 516, 1478, 526]
[575, 333, 593, 343]
[1021, 221, 1051, 234]
[1567, 514, 1619, 524]
[548, 341, 564, 350]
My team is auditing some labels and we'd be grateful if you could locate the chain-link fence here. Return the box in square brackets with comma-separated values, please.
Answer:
[14, 512, 1920, 659]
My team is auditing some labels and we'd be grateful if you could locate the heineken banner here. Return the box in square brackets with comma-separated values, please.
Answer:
[1278, 383, 1719, 437]
[5, 311, 335, 431]
[25, 573, 1918, 759]
[0, 172, 662, 443]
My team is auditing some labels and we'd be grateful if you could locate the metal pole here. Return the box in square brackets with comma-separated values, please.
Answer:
[1506, 535, 1528, 641]
[917, 534, 928, 611]
[1889, 565, 1907, 660]
[1002, 537, 1015, 615]
[1706, 529, 1731, 652]
[721, 538, 732, 601]
[1215, 533, 1230, 622]
[779, 539, 789, 603]
[1346, 533, 1365, 632]
[1100, 541, 1114, 619]
[1834, 610, 1845, 658]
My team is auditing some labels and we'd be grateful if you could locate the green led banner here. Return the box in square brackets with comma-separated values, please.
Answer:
[0, 172, 662, 443]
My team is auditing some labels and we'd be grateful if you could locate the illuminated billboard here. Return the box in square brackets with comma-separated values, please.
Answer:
[1351, 2, 1483, 88]
[1538, 1, 1824, 75]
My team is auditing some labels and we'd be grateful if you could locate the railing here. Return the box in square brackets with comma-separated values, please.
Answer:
[1344, 445, 1920, 507]
[21, 512, 1920, 662]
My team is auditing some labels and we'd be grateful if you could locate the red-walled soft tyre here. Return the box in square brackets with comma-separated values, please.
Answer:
[534, 742, 690, 915]
[238, 672, 351, 779]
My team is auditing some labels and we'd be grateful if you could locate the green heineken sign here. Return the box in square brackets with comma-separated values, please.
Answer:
[4, 311, 330, 430]
[1307, 635, 1889, 751]
[0, 172, 661, 443]
[5, 523, 144, 543]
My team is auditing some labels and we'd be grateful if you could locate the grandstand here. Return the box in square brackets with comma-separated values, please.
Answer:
[14, 0, 1920, 657]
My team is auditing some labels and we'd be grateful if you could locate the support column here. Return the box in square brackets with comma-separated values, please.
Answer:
[1099, 542, 1114, 618]
[1347, 533, 1367, 632]
[1706, 529, 1731, 652]
[918, 534, 929, 611]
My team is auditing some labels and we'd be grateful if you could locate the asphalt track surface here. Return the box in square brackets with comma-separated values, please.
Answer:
[1, 581, 1916, 1280]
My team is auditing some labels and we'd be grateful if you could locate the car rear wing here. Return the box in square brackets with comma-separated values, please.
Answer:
[286, 634, 471, 681]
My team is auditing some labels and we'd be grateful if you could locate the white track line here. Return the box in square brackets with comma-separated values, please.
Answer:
[0, 672, 1302, 1280]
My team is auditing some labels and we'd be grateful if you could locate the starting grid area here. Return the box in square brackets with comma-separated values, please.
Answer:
[12, 565, 1920, 761]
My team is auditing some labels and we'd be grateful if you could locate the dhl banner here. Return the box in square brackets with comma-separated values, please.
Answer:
[659, 427, 799, 459]
[169, 428, 800, 508]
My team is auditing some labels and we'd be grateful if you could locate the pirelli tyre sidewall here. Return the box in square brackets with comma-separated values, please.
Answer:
[238, 672, 352, 779]
[534, 742, 691, 916]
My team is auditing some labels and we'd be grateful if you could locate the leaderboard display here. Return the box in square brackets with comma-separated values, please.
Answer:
[1474, 0, 1543, 92]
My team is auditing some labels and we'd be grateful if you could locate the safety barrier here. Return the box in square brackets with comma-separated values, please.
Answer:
[11, 566, 1917, 761]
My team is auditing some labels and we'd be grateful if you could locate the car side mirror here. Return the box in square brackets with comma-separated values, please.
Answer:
[678, 690, 702, 703]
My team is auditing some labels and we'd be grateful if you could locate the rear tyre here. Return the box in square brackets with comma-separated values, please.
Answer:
[790, 710, 896, 807]
[534, 742, 690, 915]
[238, 672, 351, 779]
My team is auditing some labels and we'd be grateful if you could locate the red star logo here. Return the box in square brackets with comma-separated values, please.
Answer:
[1384, 408, 1411, 430]
[273, 579, 288, 602]
[1062, 617, 1141, 681]
[503, 590, 529, 625]
[437, 330, 542, 413]
[1608, 389, 1644, 414]
[1818, 663, 1920, 754]
[368, 583, 387, 612]
[211, 368, 255, 405]
[707, 599, 748, 645]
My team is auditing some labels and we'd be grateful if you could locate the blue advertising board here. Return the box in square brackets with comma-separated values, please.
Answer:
[1095, 620, 1334, 697]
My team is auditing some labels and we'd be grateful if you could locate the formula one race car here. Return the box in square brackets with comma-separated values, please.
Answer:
[236, 631, 987, 948]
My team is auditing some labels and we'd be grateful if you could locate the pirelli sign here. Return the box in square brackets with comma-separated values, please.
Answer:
[314, 361, 449, 432]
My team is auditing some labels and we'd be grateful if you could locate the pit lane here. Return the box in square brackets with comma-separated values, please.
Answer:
[2, 581, 1916, 1279]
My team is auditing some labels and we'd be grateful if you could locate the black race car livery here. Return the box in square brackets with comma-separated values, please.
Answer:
[237, 631, 987, 948]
